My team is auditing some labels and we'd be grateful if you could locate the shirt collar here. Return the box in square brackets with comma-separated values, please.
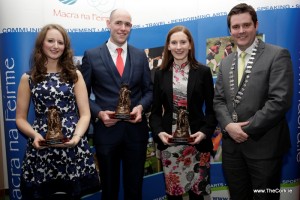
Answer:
[106, 39, 128, 54]
[237, 38, 258, 56]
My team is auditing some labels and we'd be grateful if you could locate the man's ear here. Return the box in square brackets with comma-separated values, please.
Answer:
[106, 20, 110, 29]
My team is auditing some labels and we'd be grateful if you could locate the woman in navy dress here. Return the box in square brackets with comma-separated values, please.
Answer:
[16, 24, 100, 200]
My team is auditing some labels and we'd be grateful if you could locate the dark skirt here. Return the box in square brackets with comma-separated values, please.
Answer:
[21, 173, 101, 200]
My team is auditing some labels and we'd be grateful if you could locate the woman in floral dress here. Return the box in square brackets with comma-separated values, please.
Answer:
[16, 24, 100, 200]
[150, 25, 217, 200]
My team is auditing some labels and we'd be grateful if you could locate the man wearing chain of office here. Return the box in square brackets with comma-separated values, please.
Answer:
[213, 3, 293, 200]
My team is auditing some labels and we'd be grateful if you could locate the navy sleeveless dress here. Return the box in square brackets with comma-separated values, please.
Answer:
[21, 73, 100, 199]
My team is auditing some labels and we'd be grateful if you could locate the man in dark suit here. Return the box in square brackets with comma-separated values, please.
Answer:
[80, 9, 152, 200]
[213, 3, 293, 200]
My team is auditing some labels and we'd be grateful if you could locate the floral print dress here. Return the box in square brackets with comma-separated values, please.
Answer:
[160, 62, 211, 196]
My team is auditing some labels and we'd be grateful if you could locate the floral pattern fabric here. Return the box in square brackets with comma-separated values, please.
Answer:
[160, 62, 211, 196]
[161, 147, 211, 195]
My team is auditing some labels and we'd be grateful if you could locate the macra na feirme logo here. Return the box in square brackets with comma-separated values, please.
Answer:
[58, 0, 77, 5]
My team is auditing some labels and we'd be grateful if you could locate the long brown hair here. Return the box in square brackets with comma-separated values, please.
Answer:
[160, 25, 200, 71]
[30, 24, 78, 83]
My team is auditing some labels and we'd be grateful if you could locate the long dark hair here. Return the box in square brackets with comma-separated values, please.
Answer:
[160, 25, 200, 71]
[30, 24, 78, 84]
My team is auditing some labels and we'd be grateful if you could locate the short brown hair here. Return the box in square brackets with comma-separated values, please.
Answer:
[227, 3, 258, 29]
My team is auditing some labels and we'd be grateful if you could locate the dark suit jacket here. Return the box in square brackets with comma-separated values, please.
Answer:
[149, 64, 217, 152]
[80, 43, 153, 145]
[214, 40, 293, 159]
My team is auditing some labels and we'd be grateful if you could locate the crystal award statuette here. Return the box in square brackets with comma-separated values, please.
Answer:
[168, 107, 194, 144]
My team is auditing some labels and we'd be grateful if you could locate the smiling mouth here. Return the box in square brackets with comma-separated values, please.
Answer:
[238, 35, 247, 39]
[50, 52, 58, 54]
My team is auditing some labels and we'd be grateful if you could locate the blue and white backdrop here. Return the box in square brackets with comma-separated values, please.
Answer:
[0, 0, 299, 199]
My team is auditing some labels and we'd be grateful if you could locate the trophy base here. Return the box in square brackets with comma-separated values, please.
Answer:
[109, 113, 135, 120]
[168, 137, 194, 144]
[39, 138, 70, 146]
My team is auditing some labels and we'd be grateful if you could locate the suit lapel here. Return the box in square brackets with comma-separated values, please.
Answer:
[252, 40, 265, 67]
[237, 40, 265, 92]
[100, 44, 122, 86]
[164, 69, 173, 110]
[126, 46, 134, 85]
[187, 68, 196, 108]
[228, 53, 239, 95]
